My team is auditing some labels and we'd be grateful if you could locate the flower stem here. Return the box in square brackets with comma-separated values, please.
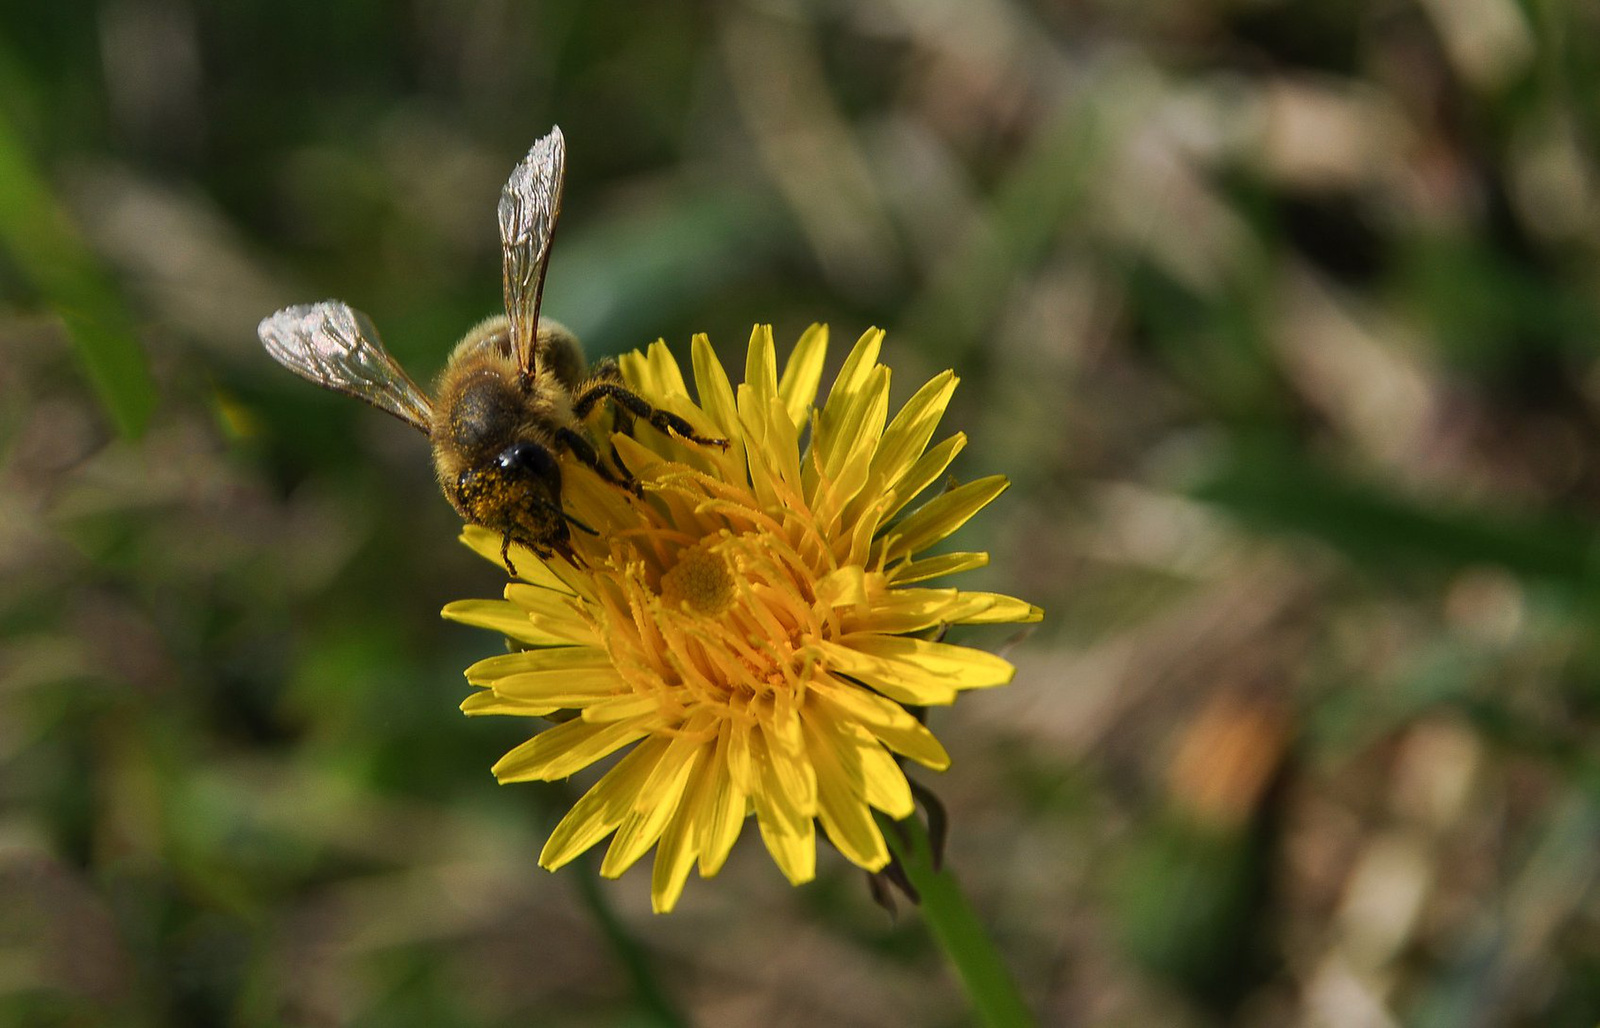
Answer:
[882, 814, 1036, 1028]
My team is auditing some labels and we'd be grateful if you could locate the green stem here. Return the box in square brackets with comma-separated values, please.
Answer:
[882, 814, 1035, 1028]
[572, 856, 689, 1028]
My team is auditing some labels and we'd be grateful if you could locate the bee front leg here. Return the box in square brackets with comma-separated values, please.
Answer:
[572, 381, 729, 450]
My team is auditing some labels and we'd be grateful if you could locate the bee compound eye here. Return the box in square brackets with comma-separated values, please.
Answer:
[496, 441, 558, 479]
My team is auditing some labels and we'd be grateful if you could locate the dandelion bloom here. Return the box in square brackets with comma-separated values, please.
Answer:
[445, 325, 1041, 912]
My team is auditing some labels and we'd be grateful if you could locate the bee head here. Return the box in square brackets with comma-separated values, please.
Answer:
[451, 439, 572, 559]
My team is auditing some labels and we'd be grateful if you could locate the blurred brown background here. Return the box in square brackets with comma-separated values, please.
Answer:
[3, 0, 1599, 1025]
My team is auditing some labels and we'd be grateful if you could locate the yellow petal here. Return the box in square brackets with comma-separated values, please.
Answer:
[807, 328, 882, 493]
[492, 719, 649, 782]
[691, 333, 746, 470]
[836, 482, 884, 570]
[460, 527, 573, 593]
[820, 365, 889, 486]
[459, 690, 557, 719]
[762, 710, 818, 818]
[814, 565, 869, 609]
[490, 666, 625, 706]
[441, 599, 576, 647]
[955, 592, 1045, 624]
[881, 475, 1008, 563]
[803, 717, 889, 870]
[465, 646, 613, 687]
[744, 324, 779, 417]
[809, 712, 914, 818]
[749, 731, 804, 825]
[762, 396, 806, 493]
[613, 431, 717, 489]
[601, 731, 702, 878]
[816, 639, 958, 706]
[621, 345, 723, 469]
[634, 714, 717, 815]
[503, 583, 601, 644]
[751, 721, 816, 822]
[618, 348, 656, 396]
[754, 817, 815, 886]
[580, 693, 663, 723]
[610, 432, 661, 480]
[726, 718, 755, 796]
[871, 370, 958, 494]
[878, 432, 965, 523]
[697, 724, 748, 876]
[810, 680, 951, 770]
[812, 428, 875, 532]
[820, 326, 883, 423]
[650, 813, 699, 914]
[645, 339, 690, 401]
[738, 390, 784, 512]
[557, 465, 643, 565]
[540, 738, 668, 869]
[842, 633, 1016, 691]
[855, 587, 1039, 631]
[855, 734, 914, 817]
[652, 744, 717, 912]
[777, 323, 827, 429]
[848, 587, 995, 635]
[751, 781, 816, 886]
[888, 551, 989, 584]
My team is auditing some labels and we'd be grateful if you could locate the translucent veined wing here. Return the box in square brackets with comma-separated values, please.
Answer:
[258, 301, 433, 432]
[497, 126, 566, 381]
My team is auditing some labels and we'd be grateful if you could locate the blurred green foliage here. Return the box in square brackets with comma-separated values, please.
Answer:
[0, 96, 154, 437]
[3, 0, 1600, 1026]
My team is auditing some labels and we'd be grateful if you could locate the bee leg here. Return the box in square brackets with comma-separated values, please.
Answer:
[530, 501, 595, 567]
[499, 531, 519, 578]
[497, 514, 571, 579]
[588, 360, 641, 472]
[555, 426, 642, 495]
[572, 382, 729, 450]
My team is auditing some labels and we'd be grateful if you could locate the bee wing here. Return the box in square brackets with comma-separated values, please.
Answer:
[498, 126, 566, 380]
[258, 301, 434, 432]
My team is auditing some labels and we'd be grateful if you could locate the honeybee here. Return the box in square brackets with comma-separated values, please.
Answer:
[258, 127, 724, 572]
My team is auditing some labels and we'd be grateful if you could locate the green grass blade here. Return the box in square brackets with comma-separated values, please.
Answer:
[0, 105, 156, 437]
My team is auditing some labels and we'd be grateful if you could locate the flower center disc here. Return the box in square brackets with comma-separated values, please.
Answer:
[659, 543, 737, 617]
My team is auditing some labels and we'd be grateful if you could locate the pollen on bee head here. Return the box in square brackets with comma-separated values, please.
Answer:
[658, 541, 737, 617]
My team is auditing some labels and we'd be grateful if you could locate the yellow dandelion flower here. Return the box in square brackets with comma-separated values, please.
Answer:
[443, 325, 1042, 912]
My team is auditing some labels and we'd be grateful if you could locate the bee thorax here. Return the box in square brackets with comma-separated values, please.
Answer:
[445, 373, 527, 461]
